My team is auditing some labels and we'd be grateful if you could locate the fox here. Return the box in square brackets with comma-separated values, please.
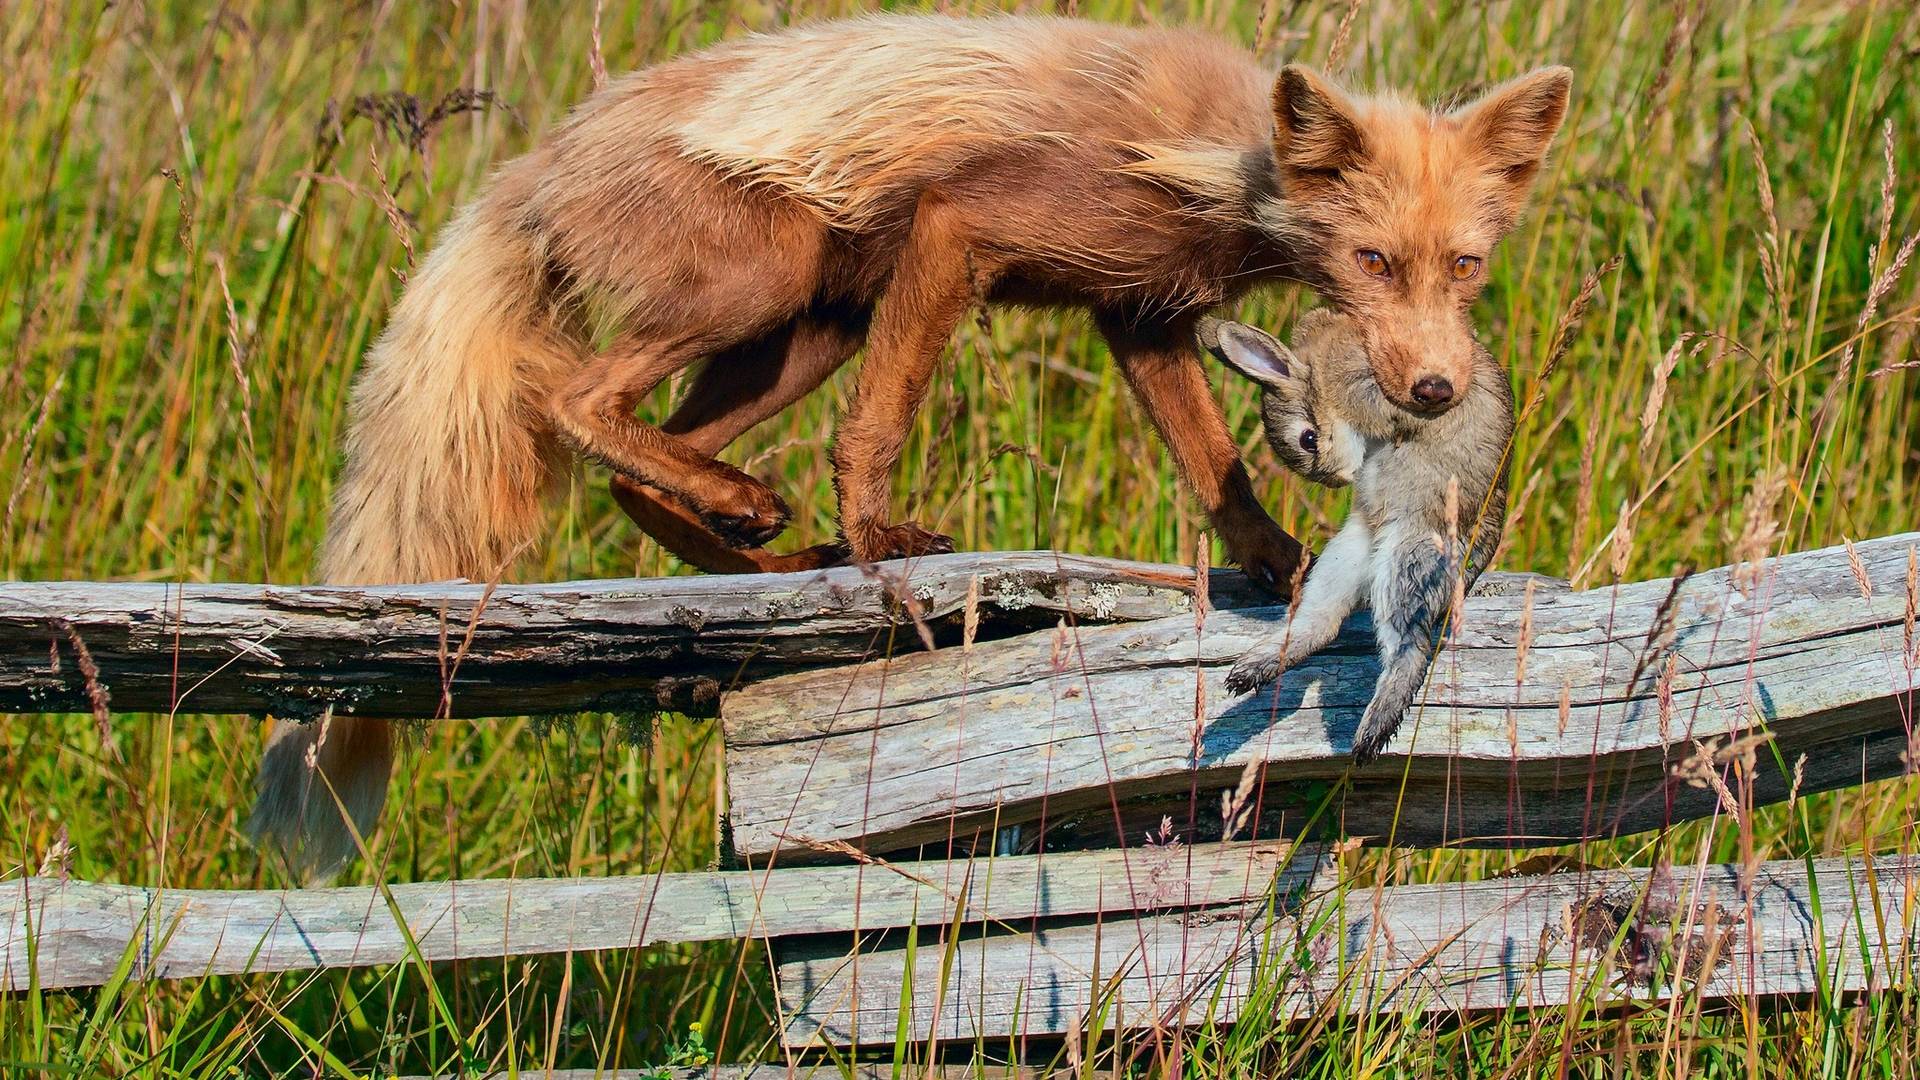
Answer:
[1202, 309, 1512, 764]
[252, 13, 1572, 879]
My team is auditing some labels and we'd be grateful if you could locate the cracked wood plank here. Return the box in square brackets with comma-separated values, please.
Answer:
[0, 552, 1285, 720]
[1, 842, 1321, 991]
[722, 534, 1920, 863]
[777, 853, 1920, 1047]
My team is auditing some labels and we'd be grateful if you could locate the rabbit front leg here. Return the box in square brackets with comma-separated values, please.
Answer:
[1349, 526, 1463, 765]
[1226, 516, 1373, 694]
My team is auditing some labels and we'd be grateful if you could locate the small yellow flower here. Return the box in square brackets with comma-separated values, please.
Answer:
[688, 1021, 703, 1034]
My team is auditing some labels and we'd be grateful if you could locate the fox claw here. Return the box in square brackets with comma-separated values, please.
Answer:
[702, 486, 792, 549]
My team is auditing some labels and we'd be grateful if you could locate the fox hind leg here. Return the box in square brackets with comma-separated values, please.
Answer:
[548, 333, 795, 549]
[612, 313, 869, 573]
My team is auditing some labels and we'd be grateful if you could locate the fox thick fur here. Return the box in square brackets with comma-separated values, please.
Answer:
[255, 13, 1570, 879]
[1206, 310, 1512, 764]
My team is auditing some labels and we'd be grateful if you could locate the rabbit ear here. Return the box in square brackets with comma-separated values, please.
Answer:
[1207, 321, 1299, 390]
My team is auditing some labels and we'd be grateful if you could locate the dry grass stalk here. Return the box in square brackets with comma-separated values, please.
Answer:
[1639, 334, 1691, 455]
[1629, 564, 1694, 692]
[1656, 654, 1679, 746]
[367, 143, 417, 280]
[1220, 758, 1261, 841]
[1826, 120, 1911, 396]
[962, 572, 981, 652]
[3, 372, 64, 543]
[588, 0, 608, 92]
[1193, 531, 1210, 624]
[1672, 732, 1774, 819]
[1323, 0, 1364, 72]
[1609, 498, 1635, 582]
[1639, 0, 1701, 134]
[159, 166, 194, 256]
[1906, 546, 1918, 671]
[1730, 469, 1787, 595]
[53, 619, 116, 762]
[1743, 119, 1790, 330]
[1489, 466, 1542, 569]
[1514, 578, 1536, 685]
[1524, 254, 1626, 423]
[1568, 421, 1600, 582]
[1844, 536, 1875, 601]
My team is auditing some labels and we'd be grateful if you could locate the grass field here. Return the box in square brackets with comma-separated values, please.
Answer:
[3, 0, 1919, 1075]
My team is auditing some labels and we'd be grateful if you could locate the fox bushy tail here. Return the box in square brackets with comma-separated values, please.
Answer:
[250, 196, 575, 882]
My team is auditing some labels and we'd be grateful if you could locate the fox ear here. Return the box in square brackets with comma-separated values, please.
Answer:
[1208, 322, 1299, 390]
[1454, 66, 1573, 188]
[1271, 65, 1368, 179]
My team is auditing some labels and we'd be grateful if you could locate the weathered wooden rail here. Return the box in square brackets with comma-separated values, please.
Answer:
[3, 843, 1321, 991]
[0, 552, 1283, 719]
[778, 853, 1920, 1047]
[723, 534, 1920, 863]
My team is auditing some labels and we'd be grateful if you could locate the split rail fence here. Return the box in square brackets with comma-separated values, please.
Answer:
[4, 534, 1919, 1058]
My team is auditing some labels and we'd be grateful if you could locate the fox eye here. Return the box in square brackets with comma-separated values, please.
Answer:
[1451, 254, 1483, 281]
[1298, 428, 1319, 453]
[1356, 250, 1391, 277]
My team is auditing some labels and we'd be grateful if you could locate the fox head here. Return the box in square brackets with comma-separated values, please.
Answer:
[1260, 64, 1572, 416]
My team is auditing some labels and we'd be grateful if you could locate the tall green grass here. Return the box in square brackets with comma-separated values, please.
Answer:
[1, 0, 1916, 1075]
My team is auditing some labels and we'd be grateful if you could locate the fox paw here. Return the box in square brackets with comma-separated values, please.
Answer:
[701, 479, 792, 549]
[850, 521, 956, 562]
[1225, 654, 1284, 695]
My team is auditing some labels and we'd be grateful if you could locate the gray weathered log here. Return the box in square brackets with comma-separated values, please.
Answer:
[723, 534, 1920, 863]
[778, 853, 1920, 1047]
[0, 553, 1265, 720]
[0, 842, 1322, 991]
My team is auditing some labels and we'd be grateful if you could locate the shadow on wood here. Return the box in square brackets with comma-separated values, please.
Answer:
[722, 535, 1920, 863]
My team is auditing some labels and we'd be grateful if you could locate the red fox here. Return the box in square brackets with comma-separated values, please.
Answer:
[251, 14, 1571, 879]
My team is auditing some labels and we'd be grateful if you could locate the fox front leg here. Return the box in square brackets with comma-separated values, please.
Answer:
[1349, 528, 1462, 765]
[1226, 517, 1373, 694]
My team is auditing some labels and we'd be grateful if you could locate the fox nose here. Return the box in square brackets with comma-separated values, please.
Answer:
[1410, 375, 1455, 409]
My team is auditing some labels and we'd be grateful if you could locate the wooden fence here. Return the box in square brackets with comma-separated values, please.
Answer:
[4, 534, 1919, 1061]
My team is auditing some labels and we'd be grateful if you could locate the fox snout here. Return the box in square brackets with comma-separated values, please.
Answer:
[1368, 333, 1476, 416]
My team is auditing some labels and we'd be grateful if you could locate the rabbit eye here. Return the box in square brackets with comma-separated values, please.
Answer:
[1298, 429, 1319, 453]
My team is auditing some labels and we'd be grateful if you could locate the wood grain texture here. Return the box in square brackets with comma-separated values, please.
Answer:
[724, 535, 1920, 863]
[778, 854, 1920, 1048]
[0, 843, 1322, 991]
[0, 552, 1287, 720]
